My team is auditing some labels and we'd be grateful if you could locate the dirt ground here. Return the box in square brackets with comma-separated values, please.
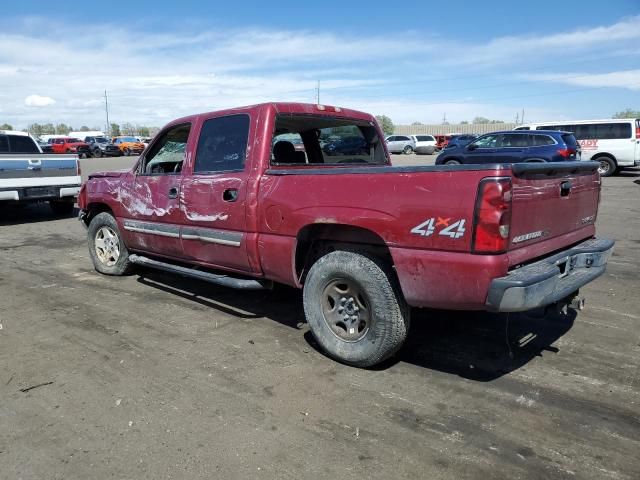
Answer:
[0, 155, 638, 479]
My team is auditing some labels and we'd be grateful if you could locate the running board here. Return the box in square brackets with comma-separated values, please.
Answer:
[129, 254, 270, 290]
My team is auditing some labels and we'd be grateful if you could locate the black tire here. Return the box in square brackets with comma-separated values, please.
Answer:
[303, 250, 409, 367]
[93, 148, 102, 158]
[524, 158, 546, 163]
[595, 156, 616, 177]
[403, 145, 414, 155]
[87, 212, 132, 276]
[124, 148, 130, 156]
[444, 159, 461, 165]
[49, 200, 75, 216]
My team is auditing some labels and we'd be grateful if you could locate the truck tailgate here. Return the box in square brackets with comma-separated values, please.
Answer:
[508, 162, 600, 258]
[0, 154, 78, 180]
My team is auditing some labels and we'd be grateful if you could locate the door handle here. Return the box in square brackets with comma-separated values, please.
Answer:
[560, 181, 572, 197]
[223, 188, 238, 202]
[168, 187, 179, 199]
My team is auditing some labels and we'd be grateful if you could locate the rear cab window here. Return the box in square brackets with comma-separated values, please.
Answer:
[194, 114, 250, 173]
[271, 115, 388, 166]
[8, 135, 40, 153]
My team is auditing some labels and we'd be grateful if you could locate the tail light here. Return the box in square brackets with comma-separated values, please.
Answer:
[472, 177, 512, 253]
[77, 160, 81, 176]
[557, 148, 576, 158]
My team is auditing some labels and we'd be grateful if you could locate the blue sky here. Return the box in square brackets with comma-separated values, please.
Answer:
[1, 0, 639, 128]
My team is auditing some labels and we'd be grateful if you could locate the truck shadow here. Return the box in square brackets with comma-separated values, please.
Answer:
[394, 308, 576, 381]
[136, 270, 575, 381]
[0, 203, 79, 226]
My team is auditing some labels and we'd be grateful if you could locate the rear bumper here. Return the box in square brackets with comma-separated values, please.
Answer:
[0, 184, 80, 201]
[486, 238, 614, 312]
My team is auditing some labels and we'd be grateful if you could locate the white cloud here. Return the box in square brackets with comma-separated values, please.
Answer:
[518, 70, 640, 91]
[0, 16, 637, 127]
[24, 94, 56, 107]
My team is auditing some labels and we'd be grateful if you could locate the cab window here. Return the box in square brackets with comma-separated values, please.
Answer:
[194, 114, 250, 173]
[470, 134, 498, 148]
[141, 123, 191, 175]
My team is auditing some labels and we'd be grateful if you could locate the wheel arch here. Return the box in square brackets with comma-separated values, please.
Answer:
[294, 223, 394, 284]
[82, 202, 115, 227]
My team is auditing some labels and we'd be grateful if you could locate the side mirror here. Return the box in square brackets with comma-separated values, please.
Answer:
[467, 144, 477, 151]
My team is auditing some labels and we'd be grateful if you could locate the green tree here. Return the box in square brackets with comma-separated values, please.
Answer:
[55, 123, 71, 134]
[472, 116, 490, 124]
[28, 123, 44, 136]
[0, 123, 13, 130]
[460, 121, 469, 125]
[121, 122, 135, 135]
[612, 109, 640, 119]
[42, 123, 56, 135]
[375, 115, 394, 135]
[80, 125, 90, 131]
[411, 121, 424, 126]
[137, 126, 150, 137]
[110, 123, 121, 136]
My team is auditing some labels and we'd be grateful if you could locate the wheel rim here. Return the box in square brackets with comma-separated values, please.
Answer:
[445, 160, 460, 165]
[321, 278, 371, 342]
[404, 146, 412, 154]
[598, 160, 610, 175]
[94, 226, 120, 267]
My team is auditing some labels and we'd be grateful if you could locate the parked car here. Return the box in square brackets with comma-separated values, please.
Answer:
[0, 131, 80, 215]
[436, 131, 580, 165]
[79, 102, 611, 368]
[49, 137, 91, 158]
[112, 136, 145, 156]
[85, 136, 122, 158]
[515, 118, 640, 176]
[385, 135, 416, 154]
[434, 134, 451, 150]
[445, 134, 477, 149]
[323, 136, 369, 156]
[409, 135, 437, 155]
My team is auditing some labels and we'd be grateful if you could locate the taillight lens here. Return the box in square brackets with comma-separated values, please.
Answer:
[472, 177, 512, 253]
[77, 161, 81, 176]
[557, 148, 576, 158]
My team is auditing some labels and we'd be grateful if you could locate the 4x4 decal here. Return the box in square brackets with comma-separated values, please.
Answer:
[411, 218, 466, 239]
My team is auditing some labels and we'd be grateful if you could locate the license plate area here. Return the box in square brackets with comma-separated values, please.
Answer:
[24, 187, 56, 198]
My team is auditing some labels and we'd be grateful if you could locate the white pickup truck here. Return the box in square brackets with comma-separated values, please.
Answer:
[0, 130, 81, 215]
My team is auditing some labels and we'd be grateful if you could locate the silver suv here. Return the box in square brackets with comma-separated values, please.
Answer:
[385, 135, 416, 154]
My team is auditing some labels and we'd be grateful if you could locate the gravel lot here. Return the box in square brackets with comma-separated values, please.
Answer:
[1, 154, 638, 479]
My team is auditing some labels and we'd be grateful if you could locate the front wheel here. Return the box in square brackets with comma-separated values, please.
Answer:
[93, 148, 102, 158]
[403, 145, 414, 155]
[123, 148, 130, 156]
[444, 159, 461, 165]
[303, 251, 409, 367]
[87, 212, 132, 276]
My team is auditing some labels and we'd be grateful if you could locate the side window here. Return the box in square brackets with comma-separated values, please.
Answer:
[9, 135, 40, 153]
[272, 132, 306, 164]
[0, 135, 8, 153]
[386, 136, 396, 142]
[194, 114, 250, 173]
[501, 133, 529, 147]
[515, 126, 530, 130]
[531, 135, 555, 146]
[471, 134, 498, 148]
[142, 123, 191, 175]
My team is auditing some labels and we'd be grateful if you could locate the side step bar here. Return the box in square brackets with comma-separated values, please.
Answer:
[129, 254, 270, 290]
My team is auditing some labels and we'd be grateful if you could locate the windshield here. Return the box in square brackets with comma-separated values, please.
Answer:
[120, 137, 138, 142]
[94, 137, 108, 143]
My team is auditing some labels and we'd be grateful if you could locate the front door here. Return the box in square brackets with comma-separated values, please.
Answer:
[179, 113, 253, 273]
[464, 133, 499, 164]
[119, 123, 192, 258]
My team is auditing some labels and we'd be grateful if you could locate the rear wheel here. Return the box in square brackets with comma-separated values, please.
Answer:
[303, 250, 409, 367]
[403, 145, 414, 155]
[123, 147, 130, 156]
[595, 156, 616, 177]
[93, 148, 102, 158]
[87, 212, 132, 276]
[444, 159, 461, 165]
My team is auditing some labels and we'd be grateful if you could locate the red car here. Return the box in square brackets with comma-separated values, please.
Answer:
[78, 102, 613, 367]
[50, 137, 91, 157]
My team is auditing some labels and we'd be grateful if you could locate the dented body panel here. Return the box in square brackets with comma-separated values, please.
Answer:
[78, 102, 611, 311]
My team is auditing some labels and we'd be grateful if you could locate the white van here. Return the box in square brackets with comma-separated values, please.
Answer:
[515, 119, 640, 176]
[68, 130, 106, 141]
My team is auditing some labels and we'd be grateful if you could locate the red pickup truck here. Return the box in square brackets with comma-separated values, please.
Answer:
[78, 102, 613, 367]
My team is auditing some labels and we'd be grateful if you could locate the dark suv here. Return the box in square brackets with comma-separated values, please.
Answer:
[435, 131, 580, 165]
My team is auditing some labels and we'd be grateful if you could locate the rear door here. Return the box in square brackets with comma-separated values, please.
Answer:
[495, 133, 529, 162]
[179, 113, 253, 273]
[119, 123, 191, 258]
